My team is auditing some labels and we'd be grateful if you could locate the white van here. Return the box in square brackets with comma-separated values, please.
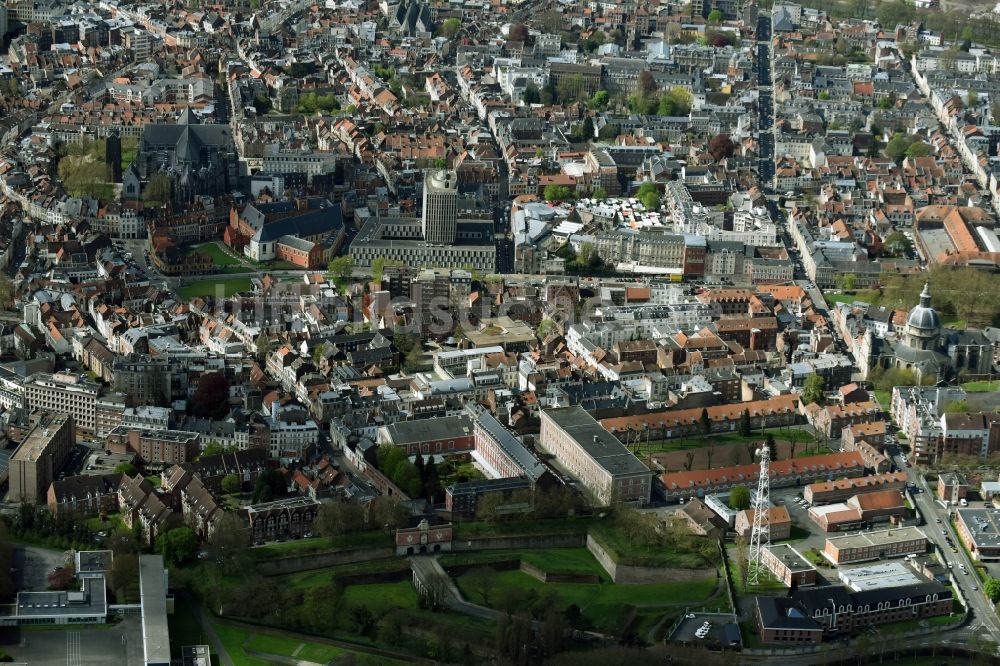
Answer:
[960, 499, 968, 507]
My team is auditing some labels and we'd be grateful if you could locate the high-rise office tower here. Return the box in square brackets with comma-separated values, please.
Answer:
[422, 169, 458, 245]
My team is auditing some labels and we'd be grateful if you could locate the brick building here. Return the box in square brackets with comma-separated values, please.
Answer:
[823, 526, 929, 565]
[244, 496, 319, 544]
[46, 472, 123, 517]
[105, 426, 201, 465]
[735, 506, 791, 540]
[377, 415, 475, 456]
[396, 518, 453, 555]
[761, 544, 818, 587]
[804, 471, 907, 505]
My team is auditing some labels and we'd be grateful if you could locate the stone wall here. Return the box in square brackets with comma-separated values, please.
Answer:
[256, 547, 395, 576]
[452, 533, 586, 552]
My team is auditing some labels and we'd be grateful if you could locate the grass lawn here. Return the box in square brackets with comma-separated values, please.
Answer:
[878, 613, 957, 634]
[455, 570, 716, 630]
[727, 548, 786, 598]
[177, 278, 254, 300]
[339, 580, 419, 615]
[940, 313, 967, 329]
[588, 521, 717, 569]
[253, 532, 393, 559]
[873, 389, 891, 410]
[964, 380, 1000, 393]
[638, 427, 815, 454]
[187, 243, 240, 266]
[170, 597, 215, 658]
[279, 558, 409, 590]
[211, 623, 275, 666]
[452, 516, 596, 540]
[439, 548, 608, 579]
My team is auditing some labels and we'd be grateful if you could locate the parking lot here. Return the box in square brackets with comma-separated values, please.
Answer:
[668, 612, 741, 648]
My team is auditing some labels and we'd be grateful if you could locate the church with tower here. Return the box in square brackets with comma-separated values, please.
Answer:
[123, 109, 237, 205]
[860, 284, 993, 382]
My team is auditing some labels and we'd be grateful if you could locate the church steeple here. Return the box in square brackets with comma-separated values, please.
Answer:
[919, 283, 932, 308]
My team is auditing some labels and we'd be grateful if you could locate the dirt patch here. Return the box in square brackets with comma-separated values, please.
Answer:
[651, 439, 824, 473]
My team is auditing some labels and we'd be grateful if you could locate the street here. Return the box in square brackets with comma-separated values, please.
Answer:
[892, 446, 1000, 647]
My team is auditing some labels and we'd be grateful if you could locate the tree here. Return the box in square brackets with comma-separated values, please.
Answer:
[592, 186, 607, 200]
[328, 255, 354, 280]
[522, 82, 541, 105]
[739, 408, 752, 438]
[802, 374, 826, 406]
[883, 232, 912, 257]
[48, 566, 75, 591]
[641, 190, 660, 211]
[114, 462, 138, 476]
[349, 603, 377, 636]
[707, 8, 723, 23]
[439, 17, 461, 38]
[587, 90, 609, 110]
[904, 141, 932, 158]
[508, 23, 528, 42]
[368, 495, 409, 531]
[984, 577, 1000, 603]
[638, 70, 658, 98]
[191, 372, 230, 419]
[835, 272, 857, 291]
[206, 513, 250, 575]
[143, 173, 173, 204]
[707, 133, 736, 161]
[944, 399, 970, 413]
[156, 527, 197, 566]
[253, 93, 271, 115]
[543, 184, 574, 201]
[885, 133, 911, 163]
[729, 485, 751, 510]
[967, 89, 979, 107]
[764, 433, 777, 461]
[255, 333, 271, 358]
[699, 408, 711, 437]
[221, 473, 241, 495]
[316, 502, 366, 537]
[541, 606, 565, 656]
[108, 553, 139, 598]
[466, 566, 497, 605]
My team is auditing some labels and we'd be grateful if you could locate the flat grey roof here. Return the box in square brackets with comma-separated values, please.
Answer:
[826, 526, 928, 550]
[16, 576, 106, 618]
[958, 508, 1000, 547]
[765, 543, 814, 572]
[382, 415, 473, 445]
[76, 550, 113, 574]
[544, 406, 649, 477]
[140, 554, 171, 665]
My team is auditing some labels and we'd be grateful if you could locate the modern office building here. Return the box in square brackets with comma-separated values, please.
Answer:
[422, 169, 458, 244]
[9, 413, 75, 504]
[955, 508, 1000, 560]
[24, 372, 99, 432]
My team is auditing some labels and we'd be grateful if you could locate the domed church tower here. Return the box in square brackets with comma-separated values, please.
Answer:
[904, 283, 941, 351]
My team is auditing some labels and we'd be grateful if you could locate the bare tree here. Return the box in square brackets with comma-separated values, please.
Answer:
[706, 444, 716, 469]
[684, 451, 696, 471]
[466, 566, 497, 606]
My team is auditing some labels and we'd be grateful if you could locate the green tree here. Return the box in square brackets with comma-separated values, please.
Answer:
[328, 255, 354, 280]
[739, 408, 752, 438]
[641, 191, 660, 210]
[592, 186, 608, 200]
[543, 184, 574, 201]
[729, 485, 751, 510]
[699, 408, 711, 437]
[904, 141, 932, 158]
[438, 17, 461, 38]
[707, 8, 723, 23]
[114, 462, 138, 476]
[587, 90, 609, 110]
[372, 257, 404, 283]
[968, 89, 979, 107]
[221, 473, 241, 495]
[883, 232, 912, 257]
[885, 133, 911, 163]
[836, 272, 857, 291]
[984, 577, 1000, 603]
[522, 82, 541, 105]
[944, 399, 970, 413]
[143, 172, 173, 204]
[802, 374, 826, 406]
[156, 527, 197, 566]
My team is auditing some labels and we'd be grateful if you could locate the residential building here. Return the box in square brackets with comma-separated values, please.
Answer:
[243, 496, 319, 543]
[955, 508, 1000, 560]
[106, 426, 201, 465]
[804, 472, 907, 505]
[9, 413, 75, 504]
[735, 506, 792, 540]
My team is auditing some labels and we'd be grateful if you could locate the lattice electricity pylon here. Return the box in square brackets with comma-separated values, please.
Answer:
[746, 445, 772, 587]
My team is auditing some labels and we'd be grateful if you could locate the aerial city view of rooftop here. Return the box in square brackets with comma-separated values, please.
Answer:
[2, 0, 1000, 663]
